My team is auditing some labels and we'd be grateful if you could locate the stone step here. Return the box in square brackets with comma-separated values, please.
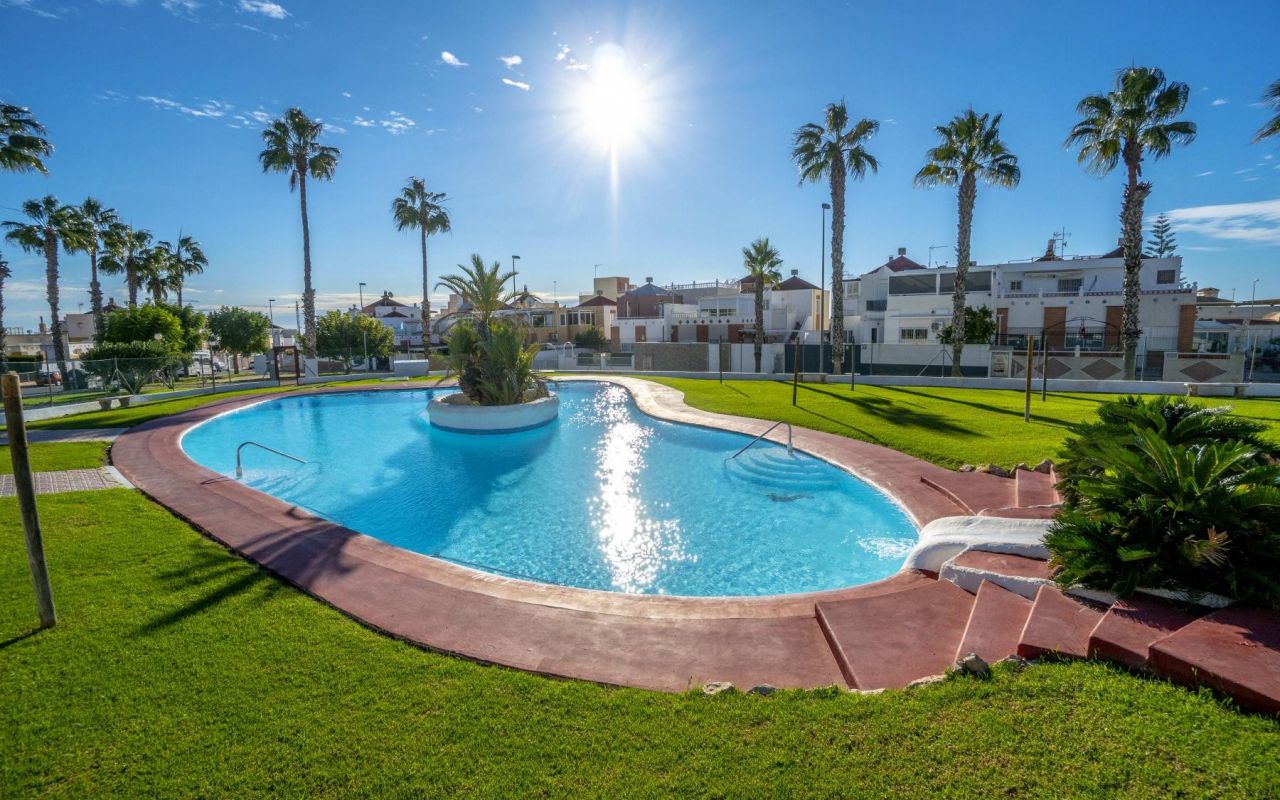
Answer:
[1148, 606, 1280, 716]
[816, 579, 975, 690]
[1088, 595, 1203, 671]
[1014, 467, 1059, 508]
[918, 470, 1017, 516]
[954, 580, 1034, 664]
[1017, 585, 1107, 660]
[940, 549, 1055, 599]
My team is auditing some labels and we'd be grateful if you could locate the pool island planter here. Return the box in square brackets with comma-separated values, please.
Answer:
[427, 392, 560, 433]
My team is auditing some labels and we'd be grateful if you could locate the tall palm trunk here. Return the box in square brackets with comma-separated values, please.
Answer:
[1119, 172, 1151, 380]
[176, 278, 184, 308]
[89, 246, 104, 334]
[420, 226, 430, 349]
[127, 261, 138, 308]
[828, 156, 846, 375]
[297, 164, 317, 357]
[43, 235, 67, 382]
[951, 171, 977, 377]
[0, 251, 8, 373]
[753, 281, 765, 372]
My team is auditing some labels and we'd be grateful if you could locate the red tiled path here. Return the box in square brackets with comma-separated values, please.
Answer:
[110, 377, 1059, 692]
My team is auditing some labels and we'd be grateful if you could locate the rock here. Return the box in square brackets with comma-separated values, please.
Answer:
[747, 684, 776, 696]
[958, 464, 976, 473]
[1014, 462, 1030, 473]
[1034, 459, 1054, 474]
[853, 687, 885, 696]
[954, 653, 991, 679]
[905, 674, 947, 689]
[996, 655, 1030, 671]
[985, 464, 1011, 478]
[702, 681, 735, 696]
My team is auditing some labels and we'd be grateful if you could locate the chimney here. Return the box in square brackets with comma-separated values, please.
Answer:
[790, 269, 799, 276]
[897, 247, 907, 256]
[596, 289, 604, 296]
[645, 276, 654, 284]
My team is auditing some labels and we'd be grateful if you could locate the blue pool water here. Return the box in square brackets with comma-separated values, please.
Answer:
[181, 382, 917, 596]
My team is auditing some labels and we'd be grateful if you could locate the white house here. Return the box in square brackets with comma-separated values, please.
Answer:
[358, 291, 424, 352]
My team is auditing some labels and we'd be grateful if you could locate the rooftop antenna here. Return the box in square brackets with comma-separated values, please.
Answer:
[927, 244, 948, 269]
[1052, 227, 1071, 258]
[593, 263, 601, 280]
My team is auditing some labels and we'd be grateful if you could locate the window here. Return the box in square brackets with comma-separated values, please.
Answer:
[900, 327, 930, 342]
[1157, 269, 1176, 285]
[865, 299, 887, 312]
[889, 274, 937, 295]
[940, 271, 992, 293]
[1007, 280, 1022, 292]
[1057, 278, 1083, 293]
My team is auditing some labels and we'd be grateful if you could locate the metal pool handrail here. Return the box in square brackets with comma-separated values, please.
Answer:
[236, 441, 308, 479]
[729, 420, 793, 459]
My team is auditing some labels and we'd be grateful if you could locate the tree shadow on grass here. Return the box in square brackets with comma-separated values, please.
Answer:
[796, 383, 975, 437]
[874, 385, 1082, 429]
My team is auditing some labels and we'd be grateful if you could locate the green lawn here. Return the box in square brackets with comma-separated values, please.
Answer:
[647, 378, 1280, 468]
[0, 441, 110, 474]
[3, 489, 1278, 797]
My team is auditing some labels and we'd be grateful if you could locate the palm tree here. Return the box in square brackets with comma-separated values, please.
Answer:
[742, 238, 783, 373]
[1066, 67, 1195, 379]
[158, 234, 207, 306]
[68, 197, 119, 333]
[1255, 80, 1280, 143]
[391, 177, 451, 334]
[792, 102, 879, 375]
[139, 244, 177, 303]
[915, 110, 1021, 376]
[0, 103, 53, 370]
[259, 107, 340, 357]
[436, 254, 516, 324]
[0, 103, 53, 175]
[99, 223, 152, 307]
[3, 196, 83, 381]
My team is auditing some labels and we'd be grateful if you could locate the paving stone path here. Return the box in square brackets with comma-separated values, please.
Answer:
[0, 467, 131, 497]
[0, 428, 126, 445]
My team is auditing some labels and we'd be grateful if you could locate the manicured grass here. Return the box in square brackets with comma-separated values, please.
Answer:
[647, 378, 1280, 468]
[0, 441, 110, 474]
[3, 490, 1278, 797]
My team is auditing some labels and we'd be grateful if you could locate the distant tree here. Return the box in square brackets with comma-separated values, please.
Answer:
[3, 195, 82, 382]
[1144, 212, 1177, 257]
[938, 306, 998, 345]
[99, 304, 184, 351]
[99, 223, 152, 307]
[158, 234, 207, 307]
[572, 326, 608, 352]
[792, 101, 879, 375]
[915, 109, 1020, 376]
[0, 104, 53, 370]
[155, 301, 207, 355]
[315, 310, 394, 371]
[259, 107, 340, 357]
[1255, 80, 1280, 143]
[741, 237, 783, 373]
[391, 177, 450, 325]
[138, 245, 179, 303]
[1066, 66, 1195, 379]
[207, 306, 271, 373]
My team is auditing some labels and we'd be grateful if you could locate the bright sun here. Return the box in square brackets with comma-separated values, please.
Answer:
[573, 44, 653, 153]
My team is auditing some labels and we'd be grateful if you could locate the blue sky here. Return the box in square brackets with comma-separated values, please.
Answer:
[1, 0, 1278, 330]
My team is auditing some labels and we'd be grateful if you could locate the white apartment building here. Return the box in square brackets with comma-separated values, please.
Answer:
[357, 291, 425, 352]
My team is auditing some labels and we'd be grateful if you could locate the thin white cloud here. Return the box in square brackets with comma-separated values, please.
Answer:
[350, 111, 415, 134]
[1164, 199, 1280, 245]
[440, 51, 467, 67]
[238, 0, 287, 19]
[160, 0, 199, 16]
[1211, 98, 1229, 106]
[1196, 171, 1214, 177]
[564, 61, 588, 71]
[1235, 168, 1255, 174]
[341, 91, 352, 98]
[499, 54, 522, 69]
[1, 0, 60, 19]
[502, 78, 531, 91]
[555, 44, 570, 61]
[138, 95, 232, 118]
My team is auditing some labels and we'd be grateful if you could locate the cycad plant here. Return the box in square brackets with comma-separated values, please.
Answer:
[915, 110, 1020, 375]
[1047, 428, 1280, 608]
[741, 237, 782, 373]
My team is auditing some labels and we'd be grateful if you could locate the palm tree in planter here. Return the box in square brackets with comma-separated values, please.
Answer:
[3, 195, 84, 382]
[158, 234, 207, 307]
[68, 197, 119, 334]
[792, 101, 879, 375]
[1066, 67, 1195, 379]
[259, 107, 340, 358]
[742, 237, 783, 373]
[1255, 80, 1280, 143]
[100, 223, 152, 308]
[0, 103, 54, 371]
[391, 177, 450, 332]
[915, 109, 1020, 376]
[435, 255, 547, 407]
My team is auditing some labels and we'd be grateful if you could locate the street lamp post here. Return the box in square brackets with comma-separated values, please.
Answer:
[267, 298, 275, 331]
[821, 202, 830, 374]
[358, 281, 366, 311]
[511, 255, 521, 295]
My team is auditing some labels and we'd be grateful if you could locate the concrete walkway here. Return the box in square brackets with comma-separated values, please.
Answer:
[0, 428, 126, 445]
[0, 466, 132, 497]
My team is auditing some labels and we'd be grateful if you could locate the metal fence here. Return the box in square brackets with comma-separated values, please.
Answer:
[5, 356, 274, 409]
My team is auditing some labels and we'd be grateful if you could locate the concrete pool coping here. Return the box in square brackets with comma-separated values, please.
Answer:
[111, 375, 1051, 691]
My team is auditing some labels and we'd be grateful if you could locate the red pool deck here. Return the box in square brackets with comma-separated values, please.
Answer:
[110, 376, 1059, 692]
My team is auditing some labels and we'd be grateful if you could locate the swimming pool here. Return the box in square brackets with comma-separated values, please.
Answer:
[180, 382, 917, 596]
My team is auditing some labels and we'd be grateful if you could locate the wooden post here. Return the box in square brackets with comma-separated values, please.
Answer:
[792, 334, 801, 406]
[2, 372, 56, 628]
[1023, 336, 1035, 423]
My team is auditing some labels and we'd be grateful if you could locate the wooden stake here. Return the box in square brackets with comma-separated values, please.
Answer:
[2, 372, 56, 628]
[1023, 336, 1035, 423]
